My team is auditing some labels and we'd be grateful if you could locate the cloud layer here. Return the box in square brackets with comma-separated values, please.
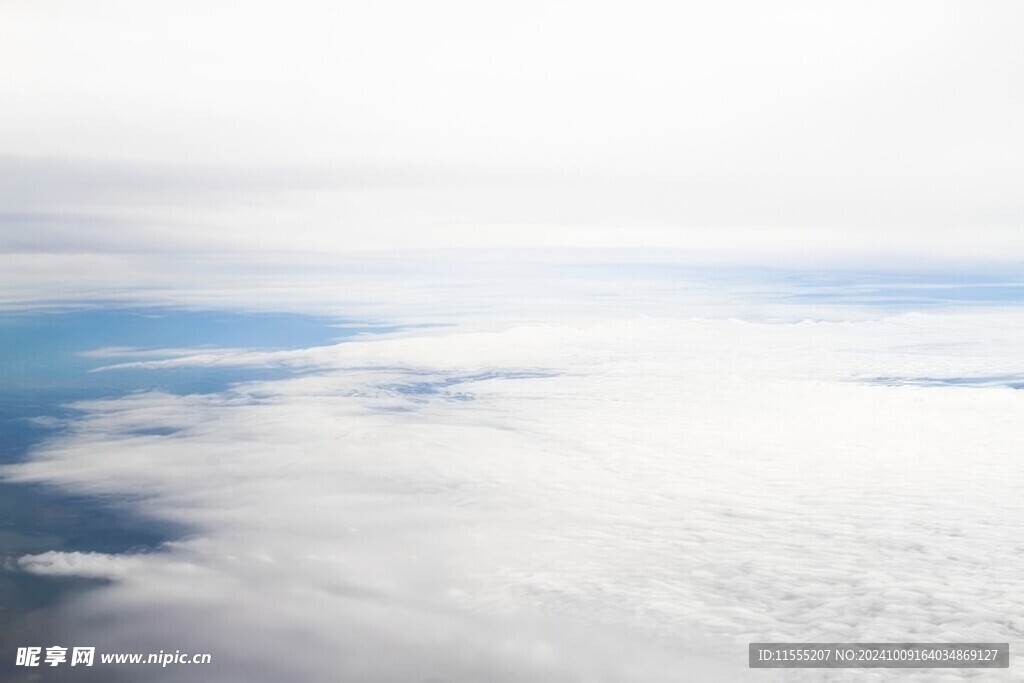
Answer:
[3, 2, 1024, 260]
[7, 311, 1024, 681]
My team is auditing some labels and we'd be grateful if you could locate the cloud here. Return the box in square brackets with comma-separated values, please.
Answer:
[0, 249, 772, 321]
[6, 311, 1024, 680]
[79, 347, 240, 360]
[17, 551, 145, 580]
[2, 3, 1024, 261]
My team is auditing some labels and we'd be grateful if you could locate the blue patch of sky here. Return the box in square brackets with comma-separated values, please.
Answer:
[752, 269, 1024, 307]
[0, 306, 397, 462]
[565, 263, 1024, 308]
[867, 375, 1024, 390]
[0, 306, 393, 395]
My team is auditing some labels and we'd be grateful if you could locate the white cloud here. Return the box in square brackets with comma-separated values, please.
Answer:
[6, 311, 1024, 680]
[0, 249, 762, 321]
[78, 346, 239, 360]
[2, 2, 1023, 260]
[18, 551, 145, 580]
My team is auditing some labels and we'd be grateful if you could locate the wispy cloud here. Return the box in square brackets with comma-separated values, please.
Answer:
[79, 346, 240, 360]
[18, 551, 145, 580]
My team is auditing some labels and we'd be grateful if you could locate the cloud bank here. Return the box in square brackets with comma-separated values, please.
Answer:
[6, 311, 1024, 681]
[3, 2, 1024, 263]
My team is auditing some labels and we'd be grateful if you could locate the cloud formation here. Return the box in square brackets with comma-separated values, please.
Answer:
[6, 312, 1024, 681]
[18, 552, 144, 581]
[2, 2, 1024, 261]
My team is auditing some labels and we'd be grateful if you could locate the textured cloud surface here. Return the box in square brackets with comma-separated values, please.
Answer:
[8, 310, 1024, 681]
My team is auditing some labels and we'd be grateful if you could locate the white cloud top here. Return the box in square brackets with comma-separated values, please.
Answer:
[7, 312, 1024, 680]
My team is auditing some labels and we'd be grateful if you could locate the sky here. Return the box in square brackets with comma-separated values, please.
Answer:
[4, 3, 1024, 681]
[2, 0, 1024, 265]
